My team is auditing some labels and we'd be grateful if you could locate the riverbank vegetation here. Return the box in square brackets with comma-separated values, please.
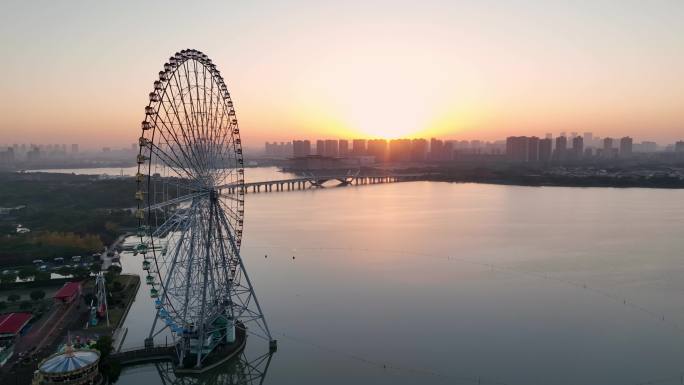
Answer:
[0, 172, 137, 267]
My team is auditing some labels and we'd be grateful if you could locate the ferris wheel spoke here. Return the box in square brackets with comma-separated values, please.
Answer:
[153, 107, 203, 177]
[150, 99, 199, 175]
[219, 192, 244, 205]
[147, 190, 206, 214]
[180, 61, 208, 173]
[168, 69, 208, 176]
[146, 141, 198, 182]
[164, 75, 206, 177]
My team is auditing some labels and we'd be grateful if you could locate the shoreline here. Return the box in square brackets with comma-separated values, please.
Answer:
[426, 175, 684, 189]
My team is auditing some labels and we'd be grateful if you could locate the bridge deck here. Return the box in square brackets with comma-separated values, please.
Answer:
[224, 173, 428, 193]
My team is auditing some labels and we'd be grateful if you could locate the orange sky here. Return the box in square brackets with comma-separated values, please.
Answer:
[0, 1, 683, 149]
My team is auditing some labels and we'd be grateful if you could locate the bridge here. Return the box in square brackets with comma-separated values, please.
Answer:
[223, 172, 428, 194]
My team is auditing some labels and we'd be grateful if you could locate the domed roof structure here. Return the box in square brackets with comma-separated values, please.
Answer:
[36, 344, 101, 385]
[39, 349, 99, 373]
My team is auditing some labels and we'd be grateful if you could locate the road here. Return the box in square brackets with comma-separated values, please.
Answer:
[101, 232, 130, 270]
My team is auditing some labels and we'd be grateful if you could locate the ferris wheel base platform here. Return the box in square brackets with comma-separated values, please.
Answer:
[175, 324, 248, 374]
[114, 323, 248, 373]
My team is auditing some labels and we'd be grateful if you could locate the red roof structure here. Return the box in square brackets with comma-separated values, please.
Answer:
[53, 282, 81, 303]
[0, 312, 32, 336]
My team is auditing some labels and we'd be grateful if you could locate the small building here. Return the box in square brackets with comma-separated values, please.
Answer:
[34, 345, 101, 385]
[0, 312, 33, 344]
[53, 282, 82, 304]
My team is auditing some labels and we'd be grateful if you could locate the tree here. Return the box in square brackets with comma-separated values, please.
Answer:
[83, 293, 95, 306]
[72, 267, 90, 279]
[0, 301, 6, 310]
[58, 266, 74, 277]
[104, 221, 119, 233]
[8, 294, 20, 303]
[17, 267, 36, 280]
[95, 335, 113, 360]
[90, 261, 102, 274]
[107, 265, 122, 275]
[34, 271, 51, 281]
[101, 359, 121, 384]
[30, 290, 46, 301]
[0, 273, 17, 284]
[20, 301, 32, 310]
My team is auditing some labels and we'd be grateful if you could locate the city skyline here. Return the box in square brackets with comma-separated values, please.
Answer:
[1, 1, 684, 147]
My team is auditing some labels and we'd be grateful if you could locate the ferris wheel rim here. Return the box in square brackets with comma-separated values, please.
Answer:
[135, 48, 247, 330]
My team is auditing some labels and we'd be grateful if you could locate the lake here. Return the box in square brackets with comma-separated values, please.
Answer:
[91, 169, 684, 385]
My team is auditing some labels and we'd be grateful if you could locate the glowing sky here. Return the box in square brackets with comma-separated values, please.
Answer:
[0, 0, 683, 149]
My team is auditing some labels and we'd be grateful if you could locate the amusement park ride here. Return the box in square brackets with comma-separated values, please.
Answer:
[89, 272, 109, 327]
[133, 49, 276, 370]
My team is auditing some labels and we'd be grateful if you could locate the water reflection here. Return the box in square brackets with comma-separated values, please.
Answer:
[149, 351, 275, 385]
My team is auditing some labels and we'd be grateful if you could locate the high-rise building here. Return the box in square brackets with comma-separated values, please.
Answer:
[619, 137, 633, 157]
[572, 136, 584, 159]
[506, 136, 529, 161]
[293, 140, 311, 157]
[71, 144, 79, 153]
[583, 132, 593, 147]
[600, 137, 617, 158]
[637, 141, 657, 153]
[675, 141, 684, 152]
[443, 141, 454, 161]
[389, 139, 411, 162]
[527, 136, 539, 162]
[538, 138, 552, 161]
[0, 147, 15, 164]
[316, 140, 325, 156]
[554, 136, 567, 160]
[410, 139, 428, 161]
[338, 140, 349, 156]
[27, 146, 41, 161]
[366, 139, 387, 162]
[428, 138, 446, 160]
[352, 139, 366, 155]
[603, 137, 613, 151]
[264, 141, 293, 157]
[324, 140, 339, 157]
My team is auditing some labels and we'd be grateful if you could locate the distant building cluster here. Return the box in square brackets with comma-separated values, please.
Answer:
[264, 142, 293, 157]
[0, 143, 138, 168]
[504, 133, 664, 162]
[284, 138, 505, 162]
[263, 134, 684, 165]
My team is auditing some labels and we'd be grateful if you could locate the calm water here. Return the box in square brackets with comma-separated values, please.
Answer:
[27, 166, 295, 183]
[109, 172, 684, 385]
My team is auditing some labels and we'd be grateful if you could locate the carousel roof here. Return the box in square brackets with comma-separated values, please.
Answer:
[39, 349, 99, 374]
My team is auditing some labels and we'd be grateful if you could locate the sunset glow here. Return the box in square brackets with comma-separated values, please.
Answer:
[0, 1, 683, 148]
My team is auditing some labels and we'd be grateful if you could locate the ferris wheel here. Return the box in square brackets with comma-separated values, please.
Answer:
[134, 49, 273, 368]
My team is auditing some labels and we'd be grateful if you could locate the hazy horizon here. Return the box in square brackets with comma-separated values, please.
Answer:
[1, 0, 683, 148]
